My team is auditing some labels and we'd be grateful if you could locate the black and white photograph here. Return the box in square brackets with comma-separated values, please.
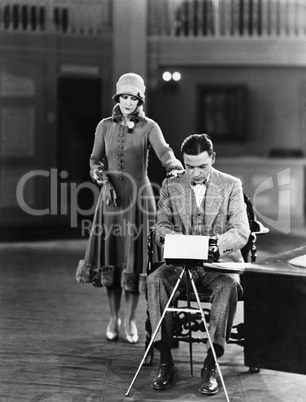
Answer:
[1, 1, 306, 401]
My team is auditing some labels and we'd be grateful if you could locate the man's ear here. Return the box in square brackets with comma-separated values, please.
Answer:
[211, 152, 216, 165]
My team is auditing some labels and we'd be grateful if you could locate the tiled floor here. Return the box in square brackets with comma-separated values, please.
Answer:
[0, 233, 306, 401]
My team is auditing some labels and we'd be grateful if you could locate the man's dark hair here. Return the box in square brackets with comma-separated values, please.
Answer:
[181, 133, 214, 156]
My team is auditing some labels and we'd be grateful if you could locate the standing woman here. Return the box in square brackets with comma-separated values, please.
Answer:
[76, 73, 184, 344]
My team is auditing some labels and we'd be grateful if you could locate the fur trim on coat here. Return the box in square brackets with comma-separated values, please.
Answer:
[112, 104, 145, 132]
[100, 265, 116, 287]
[121, 269, 147, 294]
[76, 260, 102, 287]
[76, 261, 147, 293]
[76, 259, 92, 283]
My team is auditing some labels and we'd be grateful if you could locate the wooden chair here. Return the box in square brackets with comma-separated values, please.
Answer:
[143, 194, 269, 373]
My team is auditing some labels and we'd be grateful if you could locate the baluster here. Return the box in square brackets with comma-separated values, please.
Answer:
[296, 0, 303, 37]
[69, 4, 75, 33]
[64, 3, 72, 34]
[73, 4, 81, 34]
[46, 0, 55, 33]
[193, 0, 199, 36]
[237, 0, 243, 36]
[202, 0, 207, 36]
[220, 0, 228, 36]
[168, 0, 179, 37]
[217, 0, 223, 36]
[20, 4, 24, 31]
[287, 0, 295, 37]
[40, 6, 46, 32]
[57, 7, 62, 32]
[185, 0, 191, 37]
[79, 5, 85, 34]
[160, 0, 168, 36]
[257, 0, 262, 36]
[295, 0, 304, 37]
[207, 0, 214, 36]
[2, 3, 7, 31]
[251, 0, 259, 37]
[232, 0, 240, 37]
[8, 4, 13, 31]
[88, 4, 95, 35]
[62, 7, 69, 33]
[96, 2, 103, 34]
[94, 3, 101, 35]
[261, 0, 268, 36]
[294, 0, 299, 37]
[78, 4, 83, 35]
[30, 4, 35, 32]
[191, 0, 199, 37]
[222, 0, 231, 37]
[302, 0, 306, 37]
[241, 0, 248, 36]
[15, 3, 20, 31]
[214, 0, 220, 37]
[279, 0, 287, 37]
[273, 0, 280, 37]
[0, 3, 2, 31]
[0, 3, 6, 31]
[190, 0, 196, 37]
[197, 0, 204, 37]
[249, 0, 253, 36]
[84, 4, 89, 34]
[79, 3, 85, 34]
[26, 4, 31, 32]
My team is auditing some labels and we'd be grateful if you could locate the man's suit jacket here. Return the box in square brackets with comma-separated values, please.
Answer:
[154, 167, 250, 263]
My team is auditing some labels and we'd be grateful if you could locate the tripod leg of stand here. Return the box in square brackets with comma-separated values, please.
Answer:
[185, 267, 193, 376]
[125, 268, 186, 397]
[187, 269, 230, 402]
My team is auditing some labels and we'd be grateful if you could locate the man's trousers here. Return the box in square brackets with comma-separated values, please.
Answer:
[146, 264, 243, 354]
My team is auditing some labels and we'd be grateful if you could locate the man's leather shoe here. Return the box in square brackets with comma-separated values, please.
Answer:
[152, 363, 174, 391]
[199, 367, 219, 395]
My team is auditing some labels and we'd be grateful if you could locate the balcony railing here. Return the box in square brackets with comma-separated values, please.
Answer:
[0, 0, 110, 35]
[148, 0, 306, 38]
[2, 0, 306, 39]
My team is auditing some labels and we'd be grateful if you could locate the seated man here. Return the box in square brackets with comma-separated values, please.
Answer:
[147, 133, 250, 395]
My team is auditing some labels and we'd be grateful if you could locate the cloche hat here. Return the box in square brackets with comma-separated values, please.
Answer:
[112, 73, 146, 103]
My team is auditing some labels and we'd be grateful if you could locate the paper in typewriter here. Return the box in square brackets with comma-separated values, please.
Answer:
[163, 234, 209, 261]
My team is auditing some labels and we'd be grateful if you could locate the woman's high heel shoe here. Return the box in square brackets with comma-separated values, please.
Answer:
[125, 321, 139, 344]
[106, 318, 121, 341]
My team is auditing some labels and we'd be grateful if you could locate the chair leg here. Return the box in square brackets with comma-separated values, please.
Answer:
[143, 335, 154, 366]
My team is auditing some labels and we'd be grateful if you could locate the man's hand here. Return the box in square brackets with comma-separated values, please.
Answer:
[157, 230, 182, 248]
[208, 237, 220, 262]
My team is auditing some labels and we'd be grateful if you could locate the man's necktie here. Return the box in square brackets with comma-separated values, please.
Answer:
[191, 178, 208, 187]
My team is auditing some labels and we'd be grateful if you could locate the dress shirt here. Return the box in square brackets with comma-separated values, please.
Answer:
[191, 176, 209, 207]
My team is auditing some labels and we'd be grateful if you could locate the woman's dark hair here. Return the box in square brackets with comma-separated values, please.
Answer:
[114, 94, 143, 106]
[181, 133, 214, 156]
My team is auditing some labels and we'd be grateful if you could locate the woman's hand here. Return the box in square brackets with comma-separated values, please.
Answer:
[101, 182, 117, 206]
[166, 160, 185, 178]
[167, 168, 185, 178]
[90, 164, 107, 186]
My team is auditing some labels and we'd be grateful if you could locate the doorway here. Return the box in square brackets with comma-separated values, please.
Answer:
[57, 76, 102, 229]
